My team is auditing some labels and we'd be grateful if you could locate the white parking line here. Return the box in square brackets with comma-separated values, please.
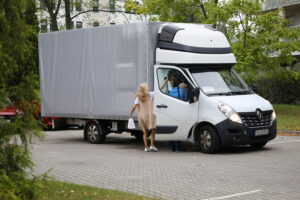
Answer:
[202, 189, 262, 200]
[268, 139, 300, 145]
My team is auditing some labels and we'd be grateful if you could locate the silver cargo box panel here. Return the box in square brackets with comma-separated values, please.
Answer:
[39, 22, 161, 119]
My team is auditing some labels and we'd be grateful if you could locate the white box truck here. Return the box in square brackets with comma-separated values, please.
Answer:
[38, 22, 277, 153]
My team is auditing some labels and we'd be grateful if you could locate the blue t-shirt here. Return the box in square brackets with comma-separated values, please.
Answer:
[168, 87, 186, 100]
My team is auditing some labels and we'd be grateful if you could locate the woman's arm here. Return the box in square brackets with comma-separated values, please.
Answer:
[160, 78, 168, 90]
[129, 104, 138, 118]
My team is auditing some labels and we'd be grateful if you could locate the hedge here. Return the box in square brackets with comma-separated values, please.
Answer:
[255, 70, 300, 105]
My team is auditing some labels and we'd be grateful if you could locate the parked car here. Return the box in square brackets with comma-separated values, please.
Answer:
[0, 99, 19, 123]
[0, 99, 84, 130]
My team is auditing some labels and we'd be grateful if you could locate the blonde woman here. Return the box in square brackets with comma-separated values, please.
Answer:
[129, 83, 158, 152]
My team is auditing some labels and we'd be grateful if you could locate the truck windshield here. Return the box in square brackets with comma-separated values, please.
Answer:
[190, 68, 252, 96]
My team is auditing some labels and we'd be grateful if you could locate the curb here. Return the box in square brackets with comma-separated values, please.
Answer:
[277, 130, 300, 136]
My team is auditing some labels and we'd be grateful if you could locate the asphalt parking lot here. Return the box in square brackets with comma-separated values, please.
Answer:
[32, 130, 300, 200]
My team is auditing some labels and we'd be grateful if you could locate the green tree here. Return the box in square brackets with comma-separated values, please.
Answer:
[0, 0, 43, 199]
[125, 0, 209, 22]
[217, 0, 300, 81]
[38, 0, 103, 31]
[126, 0, 300, 79]
[40, 0, 62, 31]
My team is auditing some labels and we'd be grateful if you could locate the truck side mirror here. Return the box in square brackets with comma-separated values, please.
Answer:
[189, 87, 200, 104]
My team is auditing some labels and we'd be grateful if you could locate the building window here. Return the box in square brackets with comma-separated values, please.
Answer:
[109, 0, 115, 12]
[40, 0, 47, 10]
[50, 22, 55, 32]
[75, 0, 82, 11]
[40, 21, 48, 33]
[287, 16, 296, 27]
[76, 21, 83, 28]
[93, 21, 99, 27]
[93, 0, 99, 12]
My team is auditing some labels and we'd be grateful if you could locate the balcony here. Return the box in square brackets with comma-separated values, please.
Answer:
[264, 0, 300, 11]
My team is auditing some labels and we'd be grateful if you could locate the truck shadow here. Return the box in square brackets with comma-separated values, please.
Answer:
[101, 136, 272, 154]
[46, 132, 273, 154]
[218, 146, 272, 154]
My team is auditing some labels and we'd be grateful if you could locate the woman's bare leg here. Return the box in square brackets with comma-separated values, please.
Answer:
[150, 129, 155, 146]
[143, 131, 148, 147]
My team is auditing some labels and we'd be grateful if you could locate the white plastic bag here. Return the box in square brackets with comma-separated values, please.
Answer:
[128, 118, 136, 129]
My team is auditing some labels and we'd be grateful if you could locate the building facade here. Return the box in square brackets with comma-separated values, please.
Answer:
[37, 0, 143, 32]
[263, 0, 300, 27]
[263, 0, 300, 69]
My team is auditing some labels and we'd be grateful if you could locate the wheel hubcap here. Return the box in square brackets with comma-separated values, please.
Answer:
[88, 124, 98, 141]
[200, 130, 212, 150]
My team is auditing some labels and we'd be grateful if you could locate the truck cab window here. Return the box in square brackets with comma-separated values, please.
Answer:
[157, 68, 189, 102]
[190, 68, 251, 96]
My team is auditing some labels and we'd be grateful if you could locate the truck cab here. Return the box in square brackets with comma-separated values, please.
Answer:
[153, 23, 277, 153]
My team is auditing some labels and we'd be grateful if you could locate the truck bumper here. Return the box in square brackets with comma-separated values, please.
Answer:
[215, 119, 277, 147]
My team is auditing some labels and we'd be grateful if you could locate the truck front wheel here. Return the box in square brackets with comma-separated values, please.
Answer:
[84, 121, 106, 144]
[197, 125, 221, 153]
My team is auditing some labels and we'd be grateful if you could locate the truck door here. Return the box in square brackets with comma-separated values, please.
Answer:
[154, 65, 198, 140]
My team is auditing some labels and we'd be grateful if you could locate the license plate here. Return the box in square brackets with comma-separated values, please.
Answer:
[255, 129, 269, 136]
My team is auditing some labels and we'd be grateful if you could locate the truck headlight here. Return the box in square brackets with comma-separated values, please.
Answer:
[272, 110, 276, 121]
[218, 103, 242, 124]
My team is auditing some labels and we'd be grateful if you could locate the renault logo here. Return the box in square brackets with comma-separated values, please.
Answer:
[256, 109, 262, 120]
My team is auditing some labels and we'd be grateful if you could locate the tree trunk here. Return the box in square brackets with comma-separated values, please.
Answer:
[43, 0, 61, 31]
[244, 14, 248, 47]
[200, 4, 208, 20]
[64, 0, 73, 30]
[49, 13, 59, 31]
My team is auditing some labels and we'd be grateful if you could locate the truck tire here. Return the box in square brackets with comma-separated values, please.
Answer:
[250, 141, 267, 148]
[84, 121, 106, 144]
[197, 125, 221, 153]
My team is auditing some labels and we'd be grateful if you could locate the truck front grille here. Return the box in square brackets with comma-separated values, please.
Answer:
[239, 110, 273, 128]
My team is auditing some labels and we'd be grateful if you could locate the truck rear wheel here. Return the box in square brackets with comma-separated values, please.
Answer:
[84, 121, 106, 144]
[197, 125, 221, 153]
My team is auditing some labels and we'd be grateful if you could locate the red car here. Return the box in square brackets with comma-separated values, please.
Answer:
[0, 100, 19, 123]
[0, 99, 57, 129]
[0, 99, 84, 130]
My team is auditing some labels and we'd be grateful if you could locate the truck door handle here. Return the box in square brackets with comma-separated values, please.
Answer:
[157, 104, 168, 108]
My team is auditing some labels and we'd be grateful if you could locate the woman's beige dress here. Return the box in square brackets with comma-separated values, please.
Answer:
[137, 95, 156, 132]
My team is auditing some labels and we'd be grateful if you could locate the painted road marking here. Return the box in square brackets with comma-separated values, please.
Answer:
[202, 189, 262, 200]
[268, 139, 300, 145]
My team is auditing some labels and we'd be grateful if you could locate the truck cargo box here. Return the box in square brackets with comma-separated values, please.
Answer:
[39, 22, 161, 120]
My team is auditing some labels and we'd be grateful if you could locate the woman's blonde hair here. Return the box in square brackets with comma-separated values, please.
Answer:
[135, 83, 150, 102]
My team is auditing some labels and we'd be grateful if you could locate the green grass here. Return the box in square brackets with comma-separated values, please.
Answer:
[37, 180, 158, 200]
[273, 104, 300, 131]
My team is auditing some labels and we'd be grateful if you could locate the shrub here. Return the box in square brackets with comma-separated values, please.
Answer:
[0, 1, 43, 199]
[255, 70, 300, 104]
[0, 172, 46, 200]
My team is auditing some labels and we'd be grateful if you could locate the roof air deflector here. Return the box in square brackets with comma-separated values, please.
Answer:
[158, 24, 184, 43]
